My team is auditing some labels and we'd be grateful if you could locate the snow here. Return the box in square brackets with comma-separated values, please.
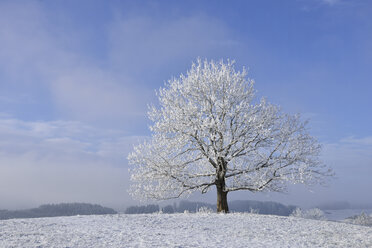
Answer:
[1, 213, 372, 247]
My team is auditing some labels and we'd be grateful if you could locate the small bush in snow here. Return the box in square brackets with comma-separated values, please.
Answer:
[197, 206, 214, 214]
[290, 208, 303, 218]
[290, 208, 325, 220]
[344, 212, 372, 227]
[249, 208, 259, 214]
[306, 208, 326, 220]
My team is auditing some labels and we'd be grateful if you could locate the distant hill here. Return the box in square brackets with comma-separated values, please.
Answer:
[0, 203, 117, 220]
[229, 200, 297, 216]
[316, 201, 351, 210]
[125, 204, 160, 214]
[317, 201, 372, 210]
[125, 200, 296, 216]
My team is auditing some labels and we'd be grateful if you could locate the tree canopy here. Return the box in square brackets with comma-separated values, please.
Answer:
[128, 59, 333, 212]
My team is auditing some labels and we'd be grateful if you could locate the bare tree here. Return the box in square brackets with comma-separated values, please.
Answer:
[128, 59, 333, 213]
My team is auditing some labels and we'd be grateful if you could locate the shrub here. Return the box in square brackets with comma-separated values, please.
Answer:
[344, 212, 372, 227]
[197, 206, 214, 214]
[290, 208, 325, 220]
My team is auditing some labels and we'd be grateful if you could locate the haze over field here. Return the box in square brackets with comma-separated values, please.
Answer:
[0, 0, 372, 210]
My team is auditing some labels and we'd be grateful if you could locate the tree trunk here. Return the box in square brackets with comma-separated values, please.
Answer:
[216, 156, 229, 213]
[216, 183, 229, 213]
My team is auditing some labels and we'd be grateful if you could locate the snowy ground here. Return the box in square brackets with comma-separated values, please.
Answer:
[1, 213, 372, 248]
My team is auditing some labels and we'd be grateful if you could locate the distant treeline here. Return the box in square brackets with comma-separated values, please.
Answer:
[316, 201, 372, 210]
[125, 200, 296, 216]
[0, 203, 117, 220]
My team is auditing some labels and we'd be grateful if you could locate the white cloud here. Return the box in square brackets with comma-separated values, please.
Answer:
[0, 154, 128, 210]
[108, 14, 237, 77]
[0, 117, 146, 209]
[340, 136, 372, 146]
[50, 67, 150, 122]
[0, 2, 241, 209]
[0, 1, 149, 125]
[323, 136, 372, 167]
[0, 2, 238, 126]
[0, 117, 146, 160]
[320, 0, 341, 6]
[312, 136, 372, 204]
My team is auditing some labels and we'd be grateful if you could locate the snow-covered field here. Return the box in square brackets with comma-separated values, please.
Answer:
[1, 213, 371, 248]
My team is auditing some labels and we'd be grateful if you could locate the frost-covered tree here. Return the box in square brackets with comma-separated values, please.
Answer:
[128, 59, 333, 213]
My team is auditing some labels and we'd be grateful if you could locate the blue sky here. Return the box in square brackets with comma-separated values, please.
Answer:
[0, 0, 371, 210]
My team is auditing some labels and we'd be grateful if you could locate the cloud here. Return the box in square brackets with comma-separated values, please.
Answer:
[0, 2, 238, 126]
[50, 67, 150, 122]
[0, 117, 146, 210]
[300, 0, 343, 12]
[320, 0, 341, 6]
[0, 1, 149, 125]
[340, 136, 372, 146]
[108, 14, 238, 80]
[0, 154, 127, 210]
[309, 136, 372, 204]
[0, 117, 147, 162]
[0, 1, 242, 209]
[323, 136, 372, 169]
